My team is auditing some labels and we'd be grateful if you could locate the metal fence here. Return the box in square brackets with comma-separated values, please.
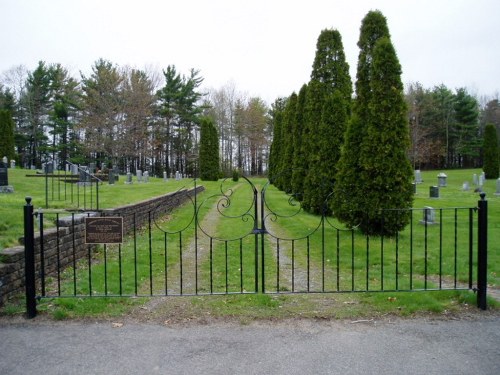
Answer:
[24, 177, 488, 318]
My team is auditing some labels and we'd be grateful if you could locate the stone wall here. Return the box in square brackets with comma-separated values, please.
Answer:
[0, 186, 204, 305]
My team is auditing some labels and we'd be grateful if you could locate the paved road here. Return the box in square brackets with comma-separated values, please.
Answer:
[1, 315, 499, 375]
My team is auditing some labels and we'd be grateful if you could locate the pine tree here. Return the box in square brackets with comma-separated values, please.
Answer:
[0, 109, 16, 163]
[483, 124, 499, 179]
[302, 29, 352, 213]
[199, 117, 220, 181]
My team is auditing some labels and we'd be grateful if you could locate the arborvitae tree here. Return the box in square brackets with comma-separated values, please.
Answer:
[278, 93, 297, 192]
[483, 124, 499, 179]
[268, 98, 285, 184]
[0, 109, 16, 162]
[358, 37, 413, 235]
[199, 117, 220, 181]
[291, 84, 308, 199]
[332, 10, 390, 229]
[302, 29, 352, 213]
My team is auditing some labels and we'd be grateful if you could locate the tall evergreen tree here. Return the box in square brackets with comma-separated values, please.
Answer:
[483, 123, 499, 179]
[291, 84, 308, 199]
[333, 10, 412, 235]
[453, 87, 480, 167]
[199, 117, 220, 180]
[268, 98, 285, 184]
[278, 93, 297, 192]
[357, 36, 413, 235]
[0, 109, 16, 162]
[302, 29, 352, 213]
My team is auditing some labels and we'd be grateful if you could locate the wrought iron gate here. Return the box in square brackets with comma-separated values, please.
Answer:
[23, 177, 489, 318]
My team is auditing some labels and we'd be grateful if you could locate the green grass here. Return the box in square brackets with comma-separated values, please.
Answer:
[1, 169, 498, 320]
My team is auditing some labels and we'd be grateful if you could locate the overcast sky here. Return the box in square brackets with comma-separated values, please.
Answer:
[1, 0, 499, 104]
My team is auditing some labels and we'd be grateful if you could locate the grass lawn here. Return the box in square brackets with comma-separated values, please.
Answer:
[0, 167, 498, 320]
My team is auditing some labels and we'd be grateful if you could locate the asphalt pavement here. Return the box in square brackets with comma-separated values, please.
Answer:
[1, 314, 499, 375]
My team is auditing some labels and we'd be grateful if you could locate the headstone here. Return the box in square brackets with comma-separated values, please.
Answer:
[462, 181, 470, 191]
[0, 160, 13, 193]
[495, 178, 500, 196]
[125, 172, 132, 184]
[89, 163, 96, 174]
[429, 186, 439, 198]
[415, 170, 423, 184]
[437, 172, 447, 187]
[78, 167, 91, 186]
[412, 182, 417, 194]
[420, 206, 436, 225]
[175, 171, 181, 181]
[478, 174, 484, 187]
[10, 160, 15, 169]
[71, 164, 79, 175]
[43, 162, 54, 174]
[108, 170, 115, 185]
[113, 166, 119, 181]
[170, 172, 174, 179]
[0, 161, 8, 186]
[137, 170, 143, 183]
[163, 171, 168, 182]
[473, 174, 478, 185]
[143, 171, 149, 183]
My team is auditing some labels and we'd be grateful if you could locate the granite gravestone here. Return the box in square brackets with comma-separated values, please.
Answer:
[0, 158, 13, 193]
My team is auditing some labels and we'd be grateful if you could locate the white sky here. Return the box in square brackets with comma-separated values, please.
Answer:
[1, 0, 499, 104]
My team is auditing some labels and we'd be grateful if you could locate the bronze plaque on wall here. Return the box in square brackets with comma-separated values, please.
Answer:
[85, 217, 123, 244]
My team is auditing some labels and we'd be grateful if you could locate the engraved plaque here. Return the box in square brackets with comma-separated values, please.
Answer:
[85, 217, 123, 244]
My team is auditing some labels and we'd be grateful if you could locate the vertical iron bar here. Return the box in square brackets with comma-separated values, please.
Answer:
[179, 232, 183, 295]
[164, 233, 168, 295]
[210, 238, 213, 294]
[276, 239, 280, 292]
[351, 230, 355, 292]
[194, 182, 198, 294]
[45, 171, 49, 208]
[381, 215, 384, 291]
[56, 212, 61, 296]
[454, 209, 458, 288]
[87, 243, 92, 296]
[468, 208, 473, 290]
[104, 244, 108, 295]
[118, 244, 122, 296]
[424, 209, 428, 290]
[24, 197, 36, 318]
[134, 213, 138, 295]
[307, 236, 310, 292]
[336, 231, 340, 291]
[366, 236, 370, 291]
[410, 210, 413, 290]
[149, 212, 153, 295]
[39, 211, 45, 297]
[240, 239, 243, 293]
[322, 217, 325, 292]
[439, 209, 443, 289]
[395, 221, 399, 291]
[291, 240, 295, 292]
[477, 193, 488, 310]
[72, 213, 76, 295]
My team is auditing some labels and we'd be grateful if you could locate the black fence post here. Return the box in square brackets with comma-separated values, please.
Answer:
[477, 193, 488, 310]
[24, 196, 37, 318]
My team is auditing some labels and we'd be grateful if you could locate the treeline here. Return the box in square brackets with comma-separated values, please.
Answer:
[267, 10, 500, 235]
[0, 60, 271, 176]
